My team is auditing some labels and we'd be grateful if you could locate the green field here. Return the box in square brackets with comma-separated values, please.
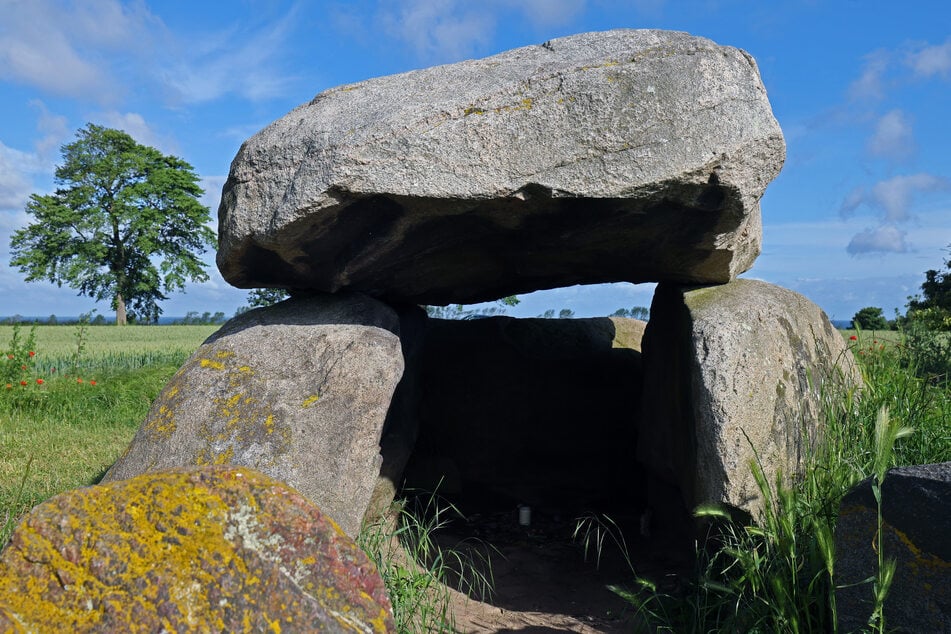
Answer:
[0, 324, 218, 540]
[0, 324, 219, 372]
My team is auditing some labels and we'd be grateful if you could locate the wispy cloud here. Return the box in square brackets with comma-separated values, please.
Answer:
[89, 111, 179, 155]
[846, 225, 909, 255]
[840, 173, 949, 255]
[29, 100, 70, 159]
[375, 0, 612, 63]
[841, 173, 949, 222]
[848, 49, 890, 101]
[0, 143, 37, 210]
[866, 109, 914, 161]
[908, 37, 951, 79]
[0, 0, 300, 107]
[379, 1, 496, 63]
[159, 8, 301, 105]
[200, 176, 228, 216]
[0, 0, 159, 104]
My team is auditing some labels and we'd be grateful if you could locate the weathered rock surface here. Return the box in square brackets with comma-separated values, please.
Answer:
[638, 279, 861, 526]
[0, 466, 394, 633]
[217, 29, 785, 305]
[104, 293, 404, 537]
[836, 462, 951, 633]
[401, 316, 646, 514]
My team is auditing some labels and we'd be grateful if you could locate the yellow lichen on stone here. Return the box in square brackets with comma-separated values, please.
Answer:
[302, 394, 320, 408]
[0, 467, 395, 631]
[200, 358, 225, 370]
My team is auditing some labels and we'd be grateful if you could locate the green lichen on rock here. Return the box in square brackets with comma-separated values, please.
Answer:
[0, 466, 395, 632]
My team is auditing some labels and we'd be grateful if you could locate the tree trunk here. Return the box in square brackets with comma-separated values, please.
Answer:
[116, 293, 127, 326]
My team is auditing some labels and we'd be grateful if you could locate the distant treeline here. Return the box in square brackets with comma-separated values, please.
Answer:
[1, 311, 228, 326]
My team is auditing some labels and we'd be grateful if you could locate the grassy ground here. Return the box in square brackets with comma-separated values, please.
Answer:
[612, 328, 950, 633]
[0, 324, 215, 542]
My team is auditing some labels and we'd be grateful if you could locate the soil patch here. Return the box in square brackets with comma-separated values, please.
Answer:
[430, 509, 692, 633]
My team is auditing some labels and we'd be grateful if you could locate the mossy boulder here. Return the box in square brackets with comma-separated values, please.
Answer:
[0, 466, 394, 633]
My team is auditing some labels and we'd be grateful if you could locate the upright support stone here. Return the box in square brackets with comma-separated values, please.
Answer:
[104, 293, 404, 537]
[638, 279, 861, 532]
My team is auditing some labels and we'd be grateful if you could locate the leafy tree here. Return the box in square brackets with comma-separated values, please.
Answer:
[906, 246, 951, 330]
[178, 310, 227, 325]
[9, 124, 215, 325]
[852, 306, 889, 331]
[558, 308, 575, 319]
[611, 306, 650, 320]
[246, 288, 291, 309]
[424, 295, 519, 320]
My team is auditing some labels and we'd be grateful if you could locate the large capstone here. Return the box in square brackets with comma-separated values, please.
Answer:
[217, 29, 784, 305]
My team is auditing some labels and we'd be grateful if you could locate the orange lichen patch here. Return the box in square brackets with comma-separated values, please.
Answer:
[886, 520, 951, 575]
[0, 467, 395, 632]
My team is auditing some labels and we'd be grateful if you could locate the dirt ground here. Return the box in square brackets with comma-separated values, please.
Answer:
[426, 508, 692, 633]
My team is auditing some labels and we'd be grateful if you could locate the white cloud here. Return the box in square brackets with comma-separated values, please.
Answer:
[847, 225, 909, 255]
[29, 100, 70, 159]
[379, 0, 496, 63]
[839, 186, 866, 218]
[0, 143, 38, 210]
[840, 173, 950, 223]
[160, 9, 300, 104]
[848, 49, 889, 101]
[867, 109, 914, 161]
[908, 38, 951, 79]
[200, 176, 228, 216]
[0, 0, 159, 103]
[89, 111, 178, 155]
[871, 174, 949, 222]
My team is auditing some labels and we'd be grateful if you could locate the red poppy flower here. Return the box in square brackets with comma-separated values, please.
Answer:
[19, 380, 27, 386]
[4, 384, 11, 390]
[20, 365, 26, 370]
[849, 335, 857, 341]
[77, 378, 83, 384]
[6, 354, 12, 360]
[36, 378, 44, 385]
[90, 380, 97, 386]
[28, 351, 35, 357]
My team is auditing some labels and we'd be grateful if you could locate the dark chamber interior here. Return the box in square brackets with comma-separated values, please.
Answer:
[399, 316, 647, 521]
[390, 315, 693, 628]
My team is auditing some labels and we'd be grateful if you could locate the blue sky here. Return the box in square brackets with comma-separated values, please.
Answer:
[1, 1, 948, 323]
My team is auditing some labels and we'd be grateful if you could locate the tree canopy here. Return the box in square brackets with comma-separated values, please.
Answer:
[906, 245, 951, 330]
[9, 124, 215, 325]
[851, 306, 889, 331]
